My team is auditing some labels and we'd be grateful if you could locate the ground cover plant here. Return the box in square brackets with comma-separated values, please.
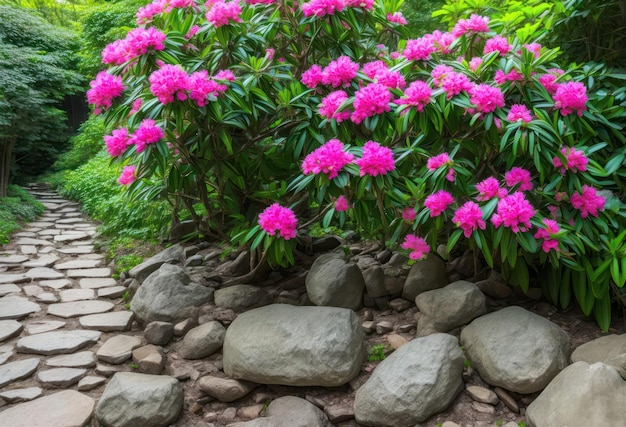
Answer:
[90, 0, 626, 329]
[0, 185, 45, 244]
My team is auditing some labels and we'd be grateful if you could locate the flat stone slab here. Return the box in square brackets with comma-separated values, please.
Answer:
[48, 300, 114, 318]
[55, 259, 101, 270]
[0, 255, 29, 264]
[13, 232, 37, 238]
[25, 267, 64, 280]
[20, 246, 37, 255]
[22, 255, 59, 268]
[0, 358, 40, 388]
[53, 233, 90, 242]
[16, 330, 101, 355]
[0, 296, 41, 320]
[79, 278, 116, 289]
[77, 375, 106, 391]
[35, 292, 58, 303]
[0, 320, 24, 342]
[0, 351, 12, 365]
[55, 218, 84, 224]
[25, 320, 66, 335]
[0, 390, 95, 427]
[57, 246, 94, 254]
[67, 268, 112, 278]
[0, 274, 28, 284]
[39, 279, 73, 290]
[15, 238, 53, 246]
[46, 351, 95, 368]
[97, 335, 142, 364]
[98, 286, 127, 298]
[37, 229, 61, 235]
[79, 311, 134, 332]
[38, 367, 87, 388]
[0, 387, 43, 403]
[0, 284, 21, 296]
[59, 289, 95, 302]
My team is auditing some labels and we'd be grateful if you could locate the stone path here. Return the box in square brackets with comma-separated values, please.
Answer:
[0, 186, 133, 425]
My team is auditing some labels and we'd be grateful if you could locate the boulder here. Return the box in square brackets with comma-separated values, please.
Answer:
[354, 333, 465, 426]
[571, 334, 626, 369]
[226, 396, 332, 427]
[214, 285, 272, 312]
[402, 255, 447, 301]
[305, 253, 364, 310]
[198, 376, 256, 402]
[362, 265, 387, 298]
[130, 264, 213, 324]
[128, 244, 185, 283]
[460, 306, 570, 394]
[95, 372, 183, 427]
[526, 362, 626, 426]
[223, 304, 364, 387]
[178, 321, 226, 359]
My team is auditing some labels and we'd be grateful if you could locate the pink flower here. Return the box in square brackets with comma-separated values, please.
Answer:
[118, 165, 137, 185]
[396, 80, 432, 112]
[494, 68, 523, 85]
[400, 235, 430, 260]
[427, 152, 452, 170]
[265, 48, 275, 60]
[570, 185, 605, 218]
[334, 195, 350, 212]
[505, 167, 533, 191]
[468, 57, 483, 71]
[102, 28, 166, 64]
[424, 190, 454, 217]
[475, 177, 507, 201]
[302, 139, 354, 179]
[491, 192, 536, 233]
[484, 35, 511, 56]
[319, 91, 351, 122]
[258, 203, 298, 240]
[538, 68, 564, 94]
[105, 128, 130, 157]
[404, 36, 437, 61]
[205, 1, 242, 27]
[431, 64, 453, 86]
[553, 81, 587, 117]
[136, 2, 165, 25]
[507, 104, 533, 123]
[432, 30, 455, 54]
[189, 70, 221, 107]
[300, 0, 345, 18]
[345, 0, 374, 9]
[131, 119, 164, 152]
[534, 219, 560, 253]
[402, 207, 417, 223]
[453, 201, 486, 238]
[387, 12, 407, 25]
[451, 14, 490, 37]
[149, 64, 191, 104]
[469, 84, 505, 114]
[169, 0, 195, 9]
[351, 83, 392, 124]
[301, 64, 324, 88]
[552, 146, 588, 174]
[523, 43, 542, 58]
[130, 98, 143, 115]
[356, 141, 395, 177]
[246, 0, 275, 4]
[322, 56, 359, 88]
[440, 72, 473, 100]
[362, 61, 405, 89]
[362, 60, 386, 79]
[87, 71, 124, 114]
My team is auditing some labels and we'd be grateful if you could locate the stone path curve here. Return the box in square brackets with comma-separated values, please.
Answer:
[0, 185, 136, 425]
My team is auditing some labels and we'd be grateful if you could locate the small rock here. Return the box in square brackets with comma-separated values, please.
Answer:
[494, 387, 519, 413]
[174, 318, 198, 337]
[77, 375, 107, 391]
[217, 407, 238, 424]
[132, 345, 166, 375]
[441, 422, 461, 427]
[144, 321, 174, 346]
[325, 402, 355, 423]
[35, 292, 58, 303]
[179, 321, 226, 360]
[388, 298, 411, 312]
[362, 321, 376, 334]
[362, 310, 374, 321]
[198, 376, 257, 402]
[0, 386, 42, 403]
[237, 404, 264, 419]
[97, 335, 142, 364]
[376, 321, 393, 335]
[386, 334, 408, 350]
[37, 368, 86, 388]
[397, 324, 414, 333]
[95, 363, 122, 377]
[471, 401, 495, 414]
[466, 385, 499, 405]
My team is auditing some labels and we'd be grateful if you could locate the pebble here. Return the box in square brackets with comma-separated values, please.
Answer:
[494, 387, 520, 413]
[77, 375, 106, 391]
[376, 320, 394, 334]
[471, 401, 496, 414]
[466, 385, 499, 405]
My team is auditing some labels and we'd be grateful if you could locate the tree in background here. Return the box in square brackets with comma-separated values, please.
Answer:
[401, 0, 446, 36]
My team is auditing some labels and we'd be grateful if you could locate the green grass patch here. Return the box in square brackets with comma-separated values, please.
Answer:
[0, 185, 45, 245]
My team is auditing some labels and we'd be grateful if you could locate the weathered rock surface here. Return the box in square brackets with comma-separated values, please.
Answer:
[227, 396, 332, 427]
[571, 334, 626, 369]
[0, 358, 40, 388]
[198, 376, 257, 402]
[0, 390, 95, 427]
[0, 319, 23, 342]
[0, 296, 41, 319]
[96, 335, 142, 364]
[128, 244, 185, 283]
[179, 321, 226, 359]
[16, 330, 101, 355]
[214, 285, 272, 312]
[305, 253, 364, 310]
[402, 255, 448, 301]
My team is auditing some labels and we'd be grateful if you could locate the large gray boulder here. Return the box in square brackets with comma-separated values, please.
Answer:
[130, 264, 213, 324]
[402, 255, 447, 301]
[214, 285, 272, 312]
[226, 396, 332, 427]
[223, 304, 365, 387]
[305, 253, 364, 310]
[95, 372, 183, 427]
[526, 362, 626, 426]
[354, 333, 465, 426]
[178, 321, 226, 359]
[128, 244, 185, 283]
[571, 334, 626, 369]
[460, 306, 570, 394]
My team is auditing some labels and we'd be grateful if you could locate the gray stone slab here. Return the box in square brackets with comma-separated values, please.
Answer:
[0, 296, 41, 320]
[0, 390, 95, 427]
[57, 246, 94, 254]
[63, 212, 82, 217]
[41, 203, 61, 210]
[0, 284, 21, 296]
[79, 311, 134, 332]
[55, 218, 84, 224]
[79, 278, 116, 289]
[23, 285, 43, 297]
[28, 222, 55, 228]
[70, 240, 94, 245]
[13, 232, 37, 238]
[0, 358, 40, 387]
[55, 259, 101, 270]
[48, 300, 114, 318]
[97, 335, 142, 364]
[22, 255, 59, 268]
[20, 246, 37, 255]
[35, 292, 58, 303]
[0, 274, 28, 284]
[25, 320, 66, 335]
[38, 279, 72, 290]
[15, 238, 53, 246]
[0, 255, 29, 264]
[67, 268, 111, 278]
[37, 229, 61, 235]
[59, 289, 95, 302]
[16, 330, 101, 355]
[54, 233, 89, 242]
[38, 367, 87, 388]
[0, 320, 24, 342]
[46, 351, 95, 368]
[98, 286, 127, 299]
[77, 375, 106, 391]
[25, 267, 64, 280]
[0, 386, 42, 403]
[0, 351, 12, 365]
[38, 246, 56, 254]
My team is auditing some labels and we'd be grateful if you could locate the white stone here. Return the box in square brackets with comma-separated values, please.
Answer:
[15, 238, 53, 246]
[22, 255, 59, 268]
[57, 246, 93, 254]
[55, 259, 101, 270]
[37, 246, 56, 254]
[0, 284, 21, 296]
[48, 300, 114, 318]
[53, 233, 89, 242]
[67, 268, 111, 278]
[25, 320, 66, 335]
[80, 311, 134, 332]
[23, 285, 43, 297]
[38, 279, 72, 290]
[0, 387, 42, 402]
[0, 296, 41, 320]
[0, 320, 23, 342]
[0, 390, 95, 427]
[59, 288, 95, 302]
[0, 274, 28, 284]
[38, 367, 87, 388]
[98, 286, 127, 298]
[0, 358, 40, 387]
[46, 351, 95, 368]
[20, 246, 37, 255]
[0, 254, 29, 264]
[97, 335, 142, 364]
[79, 278, 116, 289]
[35, 292, 58, 303]
[77, 375, 106, 391]
[25, 267, 64, 280]
[16, 330, 101, 355]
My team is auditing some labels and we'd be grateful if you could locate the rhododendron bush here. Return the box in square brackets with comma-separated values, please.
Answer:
[90, 0, 626, 329]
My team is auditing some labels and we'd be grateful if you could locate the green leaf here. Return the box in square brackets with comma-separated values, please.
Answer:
[594, 292, 611, 332]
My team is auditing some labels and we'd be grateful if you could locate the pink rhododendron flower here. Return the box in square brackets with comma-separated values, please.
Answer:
[185, 25, 201, 39]
[258, 203, 298, 240]
[451, 14, 490, 37]
[431, 64, 453, 86]
[424, 190, 454, 217]
[570, 185, 605, 218]
[189, 70, 221, 107]
[507, 104, 533, 123]
[534, 219, 560, 253]
[427, 152, 455, 182]
[538, 68, 564, 94]
[396, 80, 432, 112]
[87, 71, 124, 115]
[334, 195, 350, 212]
[440, 72, 473, 100]
[484, 35, 511, 56]
[475, 177, 507, 201]
[356, 140, 395, 177]
[453, 201, 486, 238]
[404, 36, 437, 61]
[130, 98, 143, 115]
[149, 64, 190, 104]
[345, 0, 374, 9]
[505, 167, 533, 191]
[432, 31, 455, 54]
[351, 83, 392, 124]
[322, 56, 359, 88]
[362, 60, 386, 79]
[265, 48, 275, 60]
[169, 0, 195, 8]
[553, 81, 588, 117]
[319, 91, 351, 122]
[136, 1, 165, 25]
[118, 165, 137, 185]
[363, 61, 405, 89]
[302, 139, 354, 179]
[205, 0, 242, 27]
[552, 146, 588, 174]
[102, 28, 166, 64]
[246, 0, 275, 4]
[301, 64, 324, 88]
[387, 12, 407, 25]
[400, 235, 430, 260]
[494, 69, 523, 85]
[523, 42, 542, 58]
[131, 119, 164, 152]
[468, 57, 483, 71]
[402, 207, 417, 223]
[105, 128, 130, 157]
[300, 0, 344, 18]
[214, 69, 235, 81]
[491, 192, 536, 233]
[469, 84, 505, 114]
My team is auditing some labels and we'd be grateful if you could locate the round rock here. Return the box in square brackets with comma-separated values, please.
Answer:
[178, 321, 225, 360]
[305, 253, 365, 310]
[214, 285, 272, 312]
[402, 255, 448, 301]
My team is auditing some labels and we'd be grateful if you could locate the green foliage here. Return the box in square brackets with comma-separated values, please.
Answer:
[53, 116, 107, 171]
[402, 0, 446, 36]
[0, 185, 44, 244]
[367, 344, 388, 362]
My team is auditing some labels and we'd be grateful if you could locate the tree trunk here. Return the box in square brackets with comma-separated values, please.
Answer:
[0, 138, 16, 198]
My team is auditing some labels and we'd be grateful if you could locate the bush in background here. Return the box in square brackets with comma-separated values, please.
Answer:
[0, 185, 45, 244]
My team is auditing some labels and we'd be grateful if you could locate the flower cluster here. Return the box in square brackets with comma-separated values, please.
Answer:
[469, 84, 505, 114]
[130, 119, 165, 152]
[453, 201, 486, 238]
[118, 165, 137, 185]
[205, 1, 242, 28]
[475, 177, 507, 201]
[149, 65, 231, 105]
[319, 91, 351, 122]
[553, 81, 588, 117]
[386, 12, 407, 25]
[102, 27, 166, 65]
[105, 128, 131, 157]
[534, 219, 560, 253]
[424, 190, 454, 217]
[396, 81, 432, 112]
[334, 195, 350, 212]
[258, 203, 298, 240]
[356, 141, 395, 177]
[87, 71, 124, 115]
[322, 56, 359, 88]
[491, 192, 536, 233]
[400, 235, 430, 260]
[505, 167, 533, 191]
[351, 83, 392, 124]
[427, 152, 455, 182]
[552, 147, 588, 174]
[136, 0, 196, 25]
[507, 104, 533, 123]
[451, 14, 490, 37]
[302, 139, 354, 179]
[570, 185, 605, 218]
